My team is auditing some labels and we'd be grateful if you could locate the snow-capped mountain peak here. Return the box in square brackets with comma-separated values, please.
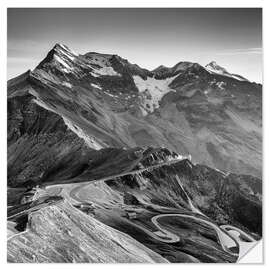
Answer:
[205, 61, 229, 75]
[205, 61, 248, 82]
[35, 43, 79, 73]
[51, 43, 79, 63]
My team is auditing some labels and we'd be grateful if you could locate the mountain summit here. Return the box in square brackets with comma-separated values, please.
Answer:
[205, 61, 229, 74]
[205, 61, 249, 82]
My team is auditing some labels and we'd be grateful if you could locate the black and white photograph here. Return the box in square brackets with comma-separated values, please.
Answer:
[4, 5, 264, 264]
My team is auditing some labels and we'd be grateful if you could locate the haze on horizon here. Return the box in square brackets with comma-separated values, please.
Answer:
[7, 8, 262, 83]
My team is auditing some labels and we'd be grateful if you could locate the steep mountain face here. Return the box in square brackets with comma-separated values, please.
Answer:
[7, 43, 262, 263]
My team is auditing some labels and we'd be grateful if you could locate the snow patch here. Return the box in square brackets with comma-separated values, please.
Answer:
[133, 75, 178, 113]
[61, 50, 75, 61]
[216, 81, 226, 90]
[86, 53, 121, 77]
[91, 83, 102, 90]
[205, 67, 225, 76]
[214, 168, 227, 177]
[54, 54, 73, 71]
[90, 72, 99, 77]
[61, 68, 72, 74]
[230, 74, 247, 81]
[62, 82, 72, 88]
[105, 92, 117, 98]
[33, 99, 56, 113]
[92, 66, 121, 77]
[30, 89, 58, 115]
[58, 43, 78, 57]
[167, 154, 187, 161]
[205, 65, 247, 82]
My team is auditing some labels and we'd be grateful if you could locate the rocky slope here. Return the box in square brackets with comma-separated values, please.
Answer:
[7, 156, 262, 263]
[8, 199, 168, 263]
[7, 43, 262, 263]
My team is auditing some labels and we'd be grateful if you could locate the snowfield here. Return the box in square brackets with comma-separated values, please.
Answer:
[92, 66, 121, 77]
[133, 75, 178, 113]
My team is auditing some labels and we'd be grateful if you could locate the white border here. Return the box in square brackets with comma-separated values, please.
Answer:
[1, 0, 268, 268]
[0, 0, 266, 8]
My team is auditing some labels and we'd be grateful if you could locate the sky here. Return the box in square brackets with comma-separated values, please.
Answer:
[7, 8, 262, 82]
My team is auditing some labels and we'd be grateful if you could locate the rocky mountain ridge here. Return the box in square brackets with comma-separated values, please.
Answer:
[8, 43, 262, 177]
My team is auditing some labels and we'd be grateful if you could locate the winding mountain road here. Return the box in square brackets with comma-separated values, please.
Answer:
[67, 179, 243, 257]
[151, 214, 238, 255]
[43, 157, 257, 260]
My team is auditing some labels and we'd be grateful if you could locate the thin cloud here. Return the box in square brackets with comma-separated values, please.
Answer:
[215, 48, 262, 56]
